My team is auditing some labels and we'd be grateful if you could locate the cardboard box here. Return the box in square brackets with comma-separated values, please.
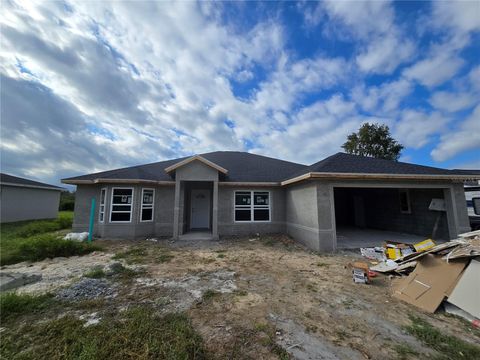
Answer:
[447, 259, 480, 319]
[351, 261, 370, 284]
[392, 254, 467, 313]
[413, 239, 436, 252]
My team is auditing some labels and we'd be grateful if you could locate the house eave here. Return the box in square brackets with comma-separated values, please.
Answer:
[280, 172, 480, 186]
[164, 155, 228, 174]
[61, 178, 175, 185]
[0, 182, 64, 191]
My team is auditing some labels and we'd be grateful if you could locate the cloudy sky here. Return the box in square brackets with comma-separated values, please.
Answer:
[1, 0, 479, 186]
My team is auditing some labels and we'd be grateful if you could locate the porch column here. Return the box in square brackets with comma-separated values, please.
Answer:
[173, 179, 181, 239]
[212, 180, 219, 240]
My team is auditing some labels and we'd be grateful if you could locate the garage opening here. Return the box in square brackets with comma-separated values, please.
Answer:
[333, 187, 449, 248]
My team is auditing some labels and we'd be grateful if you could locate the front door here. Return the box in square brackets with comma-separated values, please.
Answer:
[190, 189, 210, 229]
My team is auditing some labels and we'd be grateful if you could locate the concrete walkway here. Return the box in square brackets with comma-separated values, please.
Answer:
[336, 227, 426, 249]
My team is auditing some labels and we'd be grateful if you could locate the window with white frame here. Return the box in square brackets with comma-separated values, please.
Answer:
[140, 188, 154, 222]
[399, 189, 411, 214]
[110, 188, 133, 222]
[99, 188, 106, 222]
[234, 191, 270, 222]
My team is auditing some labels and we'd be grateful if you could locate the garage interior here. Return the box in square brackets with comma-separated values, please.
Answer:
[333, 187, 450, 248]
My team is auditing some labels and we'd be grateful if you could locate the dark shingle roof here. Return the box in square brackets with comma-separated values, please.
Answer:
[296, 152, 471, 176]
[62, 151, 308, 183]
[62, 151, 476, 184]
[452, 169, 480, 175]
[0, 173, 63, 190]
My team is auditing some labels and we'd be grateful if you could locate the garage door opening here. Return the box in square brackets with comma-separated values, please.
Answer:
[333, 187, 449, 249]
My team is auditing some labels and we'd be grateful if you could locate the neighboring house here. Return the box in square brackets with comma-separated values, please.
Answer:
[0, 173, 63, 223]
[62, 152, 478, 252]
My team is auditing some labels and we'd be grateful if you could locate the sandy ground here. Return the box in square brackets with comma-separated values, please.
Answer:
[2, 235, 479, 359]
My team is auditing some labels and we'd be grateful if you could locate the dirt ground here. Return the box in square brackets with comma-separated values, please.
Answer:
[3, 235, 479, 359]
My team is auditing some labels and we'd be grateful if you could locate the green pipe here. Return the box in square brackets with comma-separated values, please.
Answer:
[88, 197, 96, 242]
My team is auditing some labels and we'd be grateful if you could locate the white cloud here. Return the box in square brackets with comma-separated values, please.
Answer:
[404, 54, 464, 88]
[356, 34, 415, 74]
[429, 91, 477, 113]
[432, 1, 480, 34]
[394, 110, 450, 148]
[431, 105, 480, 162]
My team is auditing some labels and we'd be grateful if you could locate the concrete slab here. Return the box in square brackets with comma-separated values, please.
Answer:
[178, 231, 213, 241]
[0, 272, 42, 292]
[336, 227, 426, 249]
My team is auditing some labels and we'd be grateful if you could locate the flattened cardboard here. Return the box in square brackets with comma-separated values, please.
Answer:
[392, 254, 467, 313]
[447, 259, 480, 319]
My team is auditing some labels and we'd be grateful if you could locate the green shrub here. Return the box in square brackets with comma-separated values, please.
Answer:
[84, 267, 106, 279]
[1, 234, 101, 265]
[0, 307, 206, 360]
[0, 292, 54, 321]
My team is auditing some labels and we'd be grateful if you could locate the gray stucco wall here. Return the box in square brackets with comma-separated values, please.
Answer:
[0, 185, 60, 223]
[218, 186, 285, 236]
[73, 184, 175, 239]
[176, 161, 219, 181]
[285, 182, 321, 251]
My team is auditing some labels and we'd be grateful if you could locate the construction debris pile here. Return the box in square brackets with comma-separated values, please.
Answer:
[358, 230, 480, 326]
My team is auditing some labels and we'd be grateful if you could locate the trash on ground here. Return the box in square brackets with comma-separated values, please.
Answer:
[360, 247, 385, 261]
[391, 254, 468, 313]
[350, 261, 370, 284]
[445, 258, 480, 319]
[64, 232, 89, 242]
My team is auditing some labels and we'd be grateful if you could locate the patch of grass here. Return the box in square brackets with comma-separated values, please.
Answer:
[201, 289, 220, 302]
[316, 262, 330, 267]
[1, 234, 101, 265]
[112, 247, 147, 264]
[393, 343, 419, 360]
[254, 322, 290, 359]
[84, 267, 106, 279]
[0, 292, 54, 321]
[0, 307, 207, 360]
[108, 263, 138, 279]
[404, 316, 480, 360]
[156, 253, 174, 263]
[217, 253, 226, 259]
[1, 211, 74, 239]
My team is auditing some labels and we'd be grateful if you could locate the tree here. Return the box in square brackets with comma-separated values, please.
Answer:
[342, 123, 404, 161]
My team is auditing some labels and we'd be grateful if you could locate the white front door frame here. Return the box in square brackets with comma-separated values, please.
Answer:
[190, 189, 211, 229]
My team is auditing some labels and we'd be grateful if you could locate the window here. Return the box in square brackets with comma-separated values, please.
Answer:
[399, 189, 411, 214]
[99, 188, 106, 223]
[140, 188, 154, 222]
[110, 188, 133, 222]
[234, 191, 270, 222]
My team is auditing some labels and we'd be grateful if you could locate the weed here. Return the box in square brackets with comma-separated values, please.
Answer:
[404, 316, 480, 360]
[235, 289, 248, 296]
[112, 247, 147, 264]
[0, 292, 54, 321]
[316, 262, 329, 267]
[109, 263, 138, 279]
[84, 267, 106, 279]
[393, 343, 419, 360]
[254, 322, 270, 332]
[253, 322, 290, 359]
[0, 307, 206, 360]
[156, 253, 174, 263]
[202, 289, 219, 302]
[217, 253, 226, 259]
